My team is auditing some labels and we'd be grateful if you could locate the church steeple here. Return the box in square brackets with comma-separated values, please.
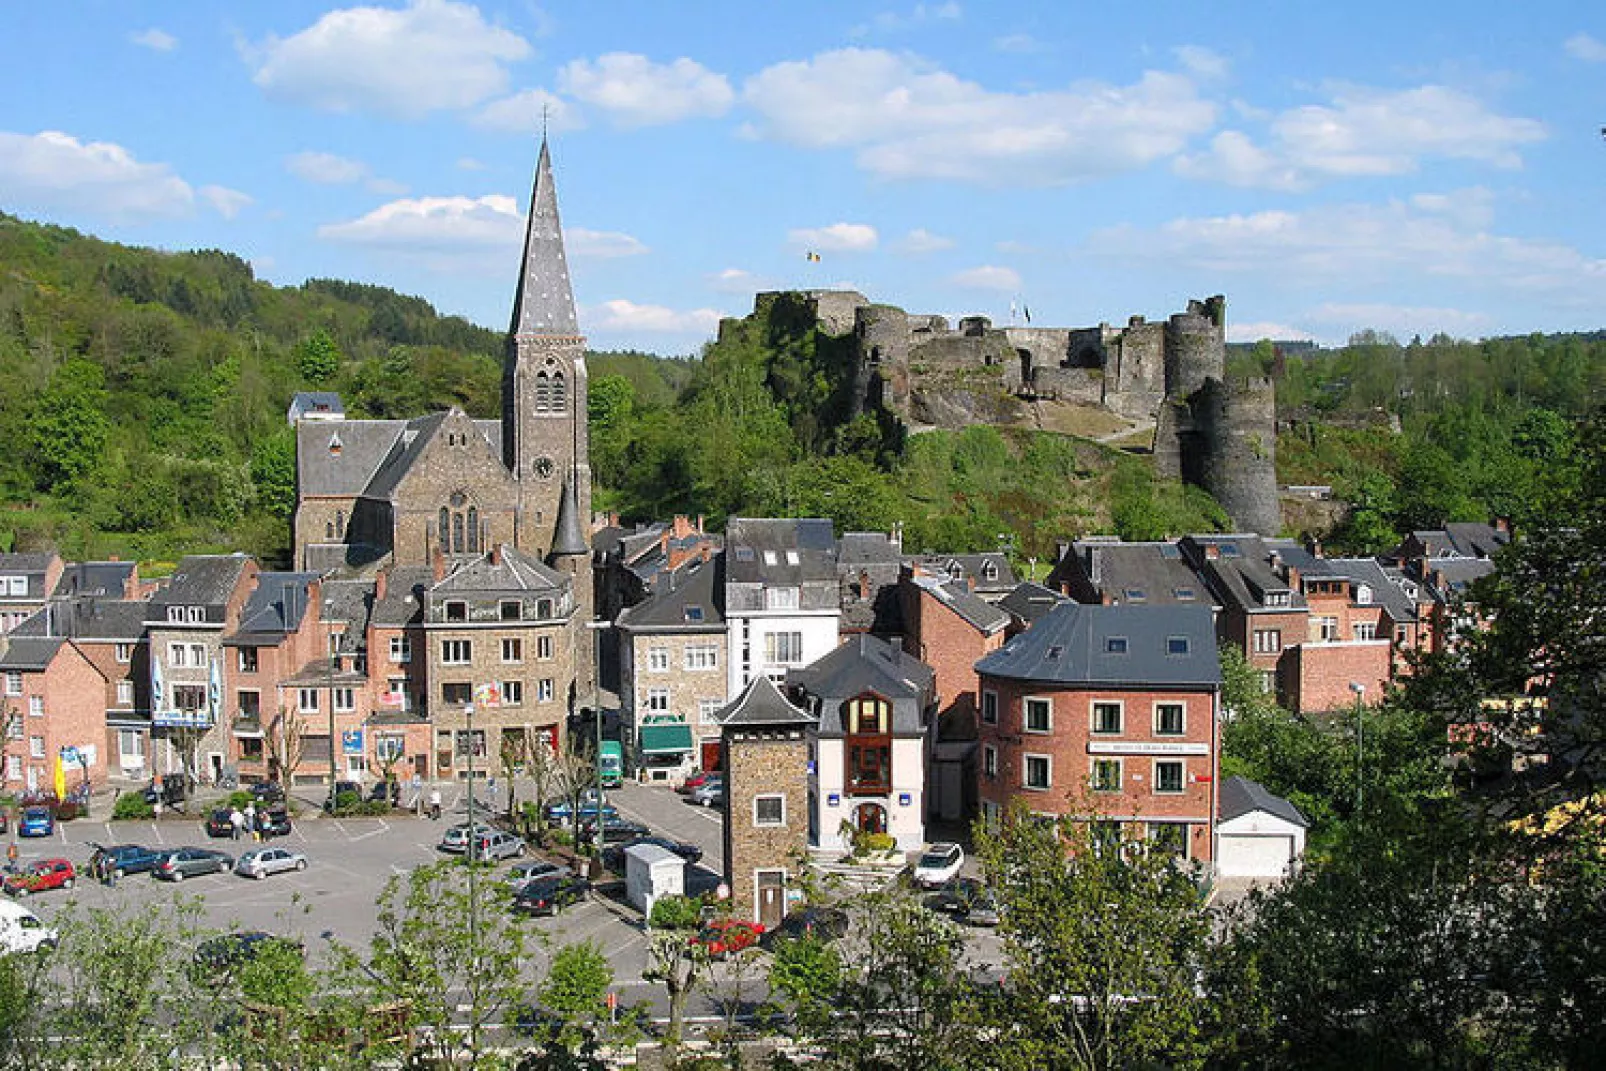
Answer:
[548, 473, 588, 560]
[508, 137, 579, 339]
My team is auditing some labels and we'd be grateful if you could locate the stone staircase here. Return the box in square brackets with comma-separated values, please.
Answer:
[806, 848, 908, 893]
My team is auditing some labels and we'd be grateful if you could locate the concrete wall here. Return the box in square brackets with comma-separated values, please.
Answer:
[726, 612, 841, 696]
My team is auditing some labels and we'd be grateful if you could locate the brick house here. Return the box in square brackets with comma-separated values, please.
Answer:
[616, 550, 725, 781]
[718, 674, 817, 928]
[898, 564, 1009, 738]
[361, 567, 434, 781]
[975, 601, 1222, 863]
[424, 544, 578, 782]
[724, 519, 841, 695]
[787, 634, 937, 852]
[0, 636, 108, 794]
[221, 572, 326, 786]
[146, 554, 260, 784]
[905, 551, 1017, 601]
[0, 553, 63, 635]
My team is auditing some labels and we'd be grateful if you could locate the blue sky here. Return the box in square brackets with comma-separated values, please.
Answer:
[2, 1, 1603, 354]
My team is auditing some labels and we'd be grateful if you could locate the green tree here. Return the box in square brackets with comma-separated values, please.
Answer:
[250, 428, 298, 519]
[30, 357, 109, 489]
[294, 328, 342, 384]
[539, 941, 613, 1053]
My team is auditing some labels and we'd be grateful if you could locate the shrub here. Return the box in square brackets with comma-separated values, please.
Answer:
[112, 794, 155, 821]
[55, 801, 80, 822]
[851, 829, 896, 857]
[649, 894, 705, 931]
[226, 790, 253, 809]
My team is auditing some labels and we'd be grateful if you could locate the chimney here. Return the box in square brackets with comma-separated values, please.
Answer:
[432, 548, 446, 584]
[859, 570, 870, 600]
[123, 568, 139, 601]
[1286, 564, 1300, 590]
[1493, 516, 1511, 535]
[375, 570, 388, 602]
[1204, 544, 1220, 560]
[673, 515, 693, 540]
[1305, 534, 1324, 559]
[890, 522, 904, 552]
[109, 555, 120, 562]
[491, 543, 504, 567]
[696, 515, 705, 535]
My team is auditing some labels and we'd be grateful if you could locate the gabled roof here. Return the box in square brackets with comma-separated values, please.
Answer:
[227, 572, 321, 642]
[510, 138, 580, 338]
[288, 392, 344, 422]
[431, 546, 566, 595]
[909, 572, 1009, 634]
[0, 553, 57, 600]
[319, 578, 376, 655]
[1181, 535, 1303, 614]
[11, 600, 148, 642]
[295, 418, 409, 498]
[616, 553, 724, 631]
[369, 567, 433, 628]
[726, 518, 838, 584]
[976, 601, 1220, 688]
[52, 561, 135, 599]
[998, 581, 1068, 625]
[0, 637, 66, 671]
[148, 555, 253, 613]
[1219, 775, 1308, 827]
[838, 532, 902, 565]
[361, 410, 451, 501]
[1306, 558, 1418, 623]
[907, 552, 1016, 593]
[787, 634, 934, 737]
[1423, 558, 1498, 602]
[1057, 539, 1211, 606]
[717, 673, 816, 728]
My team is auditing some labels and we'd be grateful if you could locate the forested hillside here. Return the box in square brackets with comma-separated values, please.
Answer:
[2, 212, 1602, 569]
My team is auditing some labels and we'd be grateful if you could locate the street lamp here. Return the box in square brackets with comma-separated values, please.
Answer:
[1349, 682, 1366, 819]
[327, 635, 338, 808]
[464, 699, 480, 1061]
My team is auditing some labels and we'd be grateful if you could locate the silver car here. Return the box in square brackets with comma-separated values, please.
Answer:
[470, 830, 526, 862]
[505, 859, 571, 892]
[234, 847, 308, 880]
[437, 823, 492, 854]
[687, 781, 725, 808]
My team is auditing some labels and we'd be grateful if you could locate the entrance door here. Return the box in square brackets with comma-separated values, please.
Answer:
[855, 802, 887, 836]
[756, 871, 785, 930]
[700, 740, 722, 772]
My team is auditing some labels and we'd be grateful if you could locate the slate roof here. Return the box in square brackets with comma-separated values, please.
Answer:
[787, 634, 934, 737]
[549, 475, 588, 557]
[837, 531, 904, 635]
[147, 555, 253, 615]
[320, 578, 377, 654]
[1181, 535, 1303, 614]
[10, 599, 148, 642]
[907, 552, 1016, 595]
[0, 554, 56, 600]
[510, 138, 580, 338]
[725, 518, 840, 614]
[998, 581, 1068, 625]
[1219, 775, 1309, 828]
[717, 673, 816, 728]
[362, 411, 451, 501]
[369, 567, 433, 628]
[431, 546, 566, 594]
[1058, 539, 1212, 606]
[0, 637, 65, 671]
[287, 392, 344, 422]
[1424, 558, 1498, 601]
[909, 572, 1009, 633]
[1305, 558, 1419, 623]
[838, 532, 902, 566]
[976, 601, 1220, 688]
[296, 418, 409, 498]
[226, 572, 321, 643]
[616, 554, 724, 632]
[1408, 523, 1509, 560]
[52, 561, 135, 599]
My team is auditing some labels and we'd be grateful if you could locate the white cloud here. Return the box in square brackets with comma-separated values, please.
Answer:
[1177, 84, 1546, 189]
[366, 177, 409, 195]
[567, 228, 648, 259]
[1174, 45, 1228, 80]
[1565, 32, 1606, 62]
[709, 267, 769, 293]
[852, 3, 963, 36]
[1307, 303, 1492, 340]
[472, 88, 583, 133]
[742, 48, 1216, 186]
[130, 28, 177, 52]
[318, 193, 523, 269]
[951, 264, 1020, 290]
[247, 0, 531, 118]
[199, 185, 253, 219]
[586, 299, 724, 335]
[896, 227, 954, 254]
[286, 150, 369, 185]
[558, 54, 733, 127]
[457, 157, 486, 171]
[1226, 322, 1315, 344]
[788, 222, 879, 253]
[0, 130, 195, 222]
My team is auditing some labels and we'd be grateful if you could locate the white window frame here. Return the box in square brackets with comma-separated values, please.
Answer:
[1154, 702, 1185, 737]
[116, 680, 134, 706]
[298, 688, 320, 713]
[537, 678, 554, 703]
[1092, 700, 1123, 735]
[765, 631, 804, 665]
[389, 635, 411, 663]
[765, 586, 799, 611]
[27, 696, 43, 718]
[697, 698, 723, 723]
[169, 643, 188, 668]
[2, 672, 19, 697]
[3, 576, 25, 596]
[166, 606, 183, 623]
[1023, 696, 1052, 734]
[1022, 753, 1052, 791]
[28, 736, 45, 759]
[502, 680, 524, 705]
[1252, 628, 1281, 654]
[115, 643, 132, 664]
[501, 638, 523, 664]
[1315, 616, 1339, 642]
[981, 690, 998, 725]
[332, 687, 355, 713]
[1353, 622, 1378, 641]
[647, 647, 669, 673]
[1091, 757, 1123, 793]
[536, 634, 553, 661]
[645, 687, 671, 714]
[753, 794, 786, 827]
[441, 639, 472, 665]
[1154, 759, 1186, 794]
[684, 645, 718, 671]
[982, 744, 998, 779]
[189, 643, 206, 666]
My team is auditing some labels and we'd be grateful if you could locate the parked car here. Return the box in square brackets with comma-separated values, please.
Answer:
[505, 859, 571, 892]
[89, 843, 165, 878]
[437, 823, 494, 854]
[155, 848, 233, 881]
[543, 791, 617, 825]
[249, 781, 285, 805]
[760, 906, 850, 949]
[676, 771, 721, 795]
[925, 877, 999, 926]
[575, 815, 650, 845]
[192, 931, 303, 981]
[911, 843, 965, 889]
[234, 847, 308, 880]
[17, 807, 54, 838]
[143, 775, 191, 808]
[511, 874, 590, 916]
[603, 836, 704, 871]
[3, 859, 75, 896]
[0, 809, 8, 835]
[468, 830, 526, 862]
[205, 808, 239, 838]
[258, 807, 293, 839]
[689, 919, 765, 959]
[686, 782, 725, 808]
[0, 900, 56, 954]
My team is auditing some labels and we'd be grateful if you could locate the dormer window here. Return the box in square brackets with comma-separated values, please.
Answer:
[765, 586, 799, 611]
[762, 550, 778, 566]
[947, 561, 964, 580]
[1167, 636, 1191, 656]
[1122, 588, 1147, 602]
[327, 434, 343, 457]
[445, 601, 467, 622]
[1264, 591, 1291, 607]
[784, 550, 799, 566]
[537, 598, 553, 619]
[1355, 583, 1373, 605]
[167, 606, 183, 623]
[500, 600, 522, 622]
[981, 560, 998, 581]
[684, 605, 705, 623]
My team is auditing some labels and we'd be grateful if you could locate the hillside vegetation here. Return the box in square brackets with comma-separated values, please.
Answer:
[1, 212, 1602, 567]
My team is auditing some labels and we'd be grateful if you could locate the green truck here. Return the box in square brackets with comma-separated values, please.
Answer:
[598, 740, 624, 788]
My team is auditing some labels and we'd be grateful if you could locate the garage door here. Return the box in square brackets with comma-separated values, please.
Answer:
[1218, 834, 1295, 878]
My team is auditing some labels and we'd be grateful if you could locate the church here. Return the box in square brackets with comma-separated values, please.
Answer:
[288, 138, 595, 769]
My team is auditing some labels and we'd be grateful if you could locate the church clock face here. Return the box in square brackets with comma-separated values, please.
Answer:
[534, 455, 555, 479]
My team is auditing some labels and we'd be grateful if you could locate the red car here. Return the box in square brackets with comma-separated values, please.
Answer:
[4, 858, 76, 896]
[689, 919, 765, 959]
[676, 771, 721, 795]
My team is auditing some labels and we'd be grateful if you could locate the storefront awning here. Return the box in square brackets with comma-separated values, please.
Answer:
[639, 722, 694, 754]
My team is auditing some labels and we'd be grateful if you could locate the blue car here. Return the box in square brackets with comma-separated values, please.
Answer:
[542, 791, 618, 825]
[91, 843, 164, 878]
[18, 807, 54, 838]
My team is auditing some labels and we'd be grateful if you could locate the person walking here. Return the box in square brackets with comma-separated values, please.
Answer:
[428, 788, 442, 821]
[244, 802, 258, 842]
[229, 806, 245, 841]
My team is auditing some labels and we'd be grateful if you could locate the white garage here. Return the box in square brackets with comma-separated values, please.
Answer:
[1216, 776, 1308, 879]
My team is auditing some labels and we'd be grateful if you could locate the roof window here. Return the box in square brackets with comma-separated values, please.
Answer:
[1104, 637, 1128, 655]
[684, 606, 705, 623]
[1167, 636, 1191, 655]
[1173, 587, 1197, 600]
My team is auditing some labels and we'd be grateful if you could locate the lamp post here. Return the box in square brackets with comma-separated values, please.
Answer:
[464, 699, 480, 1061]
[1349, 681, 1366, 820]
[594, 701, 604, 860]
[327, 636, 338, 807]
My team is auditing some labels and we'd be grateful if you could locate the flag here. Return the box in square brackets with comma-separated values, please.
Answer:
[1009, 300, 1018, 321]
[53, 754, 66, 801]
[1024, 305, 1032, 324]
[805, 250, 821, 262]
[474, 681, 503, 708]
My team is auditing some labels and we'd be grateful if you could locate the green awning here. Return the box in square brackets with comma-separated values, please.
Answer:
[639, 722, 695, 754]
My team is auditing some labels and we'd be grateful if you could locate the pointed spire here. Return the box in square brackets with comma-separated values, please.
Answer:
[509, 137, 580, 338]
[548, 472, 588, 559]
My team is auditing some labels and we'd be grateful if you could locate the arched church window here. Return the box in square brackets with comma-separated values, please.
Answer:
[467, 507, 480, 554]
[326, 521, 334, 540]
[336, 510, 346, 539]
[534, 372, 551, 412]
[439, 509, 451, 555]
[551, 372, 566, 413]
[452, 512, 465, 554]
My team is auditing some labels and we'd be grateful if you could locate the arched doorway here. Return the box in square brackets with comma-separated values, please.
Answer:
[855, 802, 887, 836]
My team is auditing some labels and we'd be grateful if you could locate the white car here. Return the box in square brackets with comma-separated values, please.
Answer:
[234, 847, 308, 880]
[0, 900, 56, 954]
[911, 843, 965, 889]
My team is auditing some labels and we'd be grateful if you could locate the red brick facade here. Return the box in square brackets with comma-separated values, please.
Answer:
[3, 642, 109, 794]
[899, 574, 1005, 737]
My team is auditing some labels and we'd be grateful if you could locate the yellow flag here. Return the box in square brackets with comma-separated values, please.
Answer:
[53, 754, 66, 801]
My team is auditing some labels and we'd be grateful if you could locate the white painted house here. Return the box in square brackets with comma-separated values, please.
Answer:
[724, 519, 841, 696]
[1216, 775, 1309, 879]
